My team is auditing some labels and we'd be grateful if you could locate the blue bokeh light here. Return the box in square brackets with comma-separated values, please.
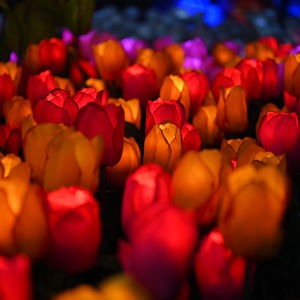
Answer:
[287, 3, 300, 17]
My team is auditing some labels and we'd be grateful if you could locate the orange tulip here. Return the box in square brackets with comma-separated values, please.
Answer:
[53, 285, 101, 300]
[24, 44, 41, 73]
[192, 105, 223, 147]
[106, 137, 141, 187]
[0, 62, 21, 85]
[284, 54, 300, 97]
[93, 39, 128, 81]
[160, 75, 190, 118]
[216, 85, 248, 133]
[218, 164, 289, 258]
[85, 78, 106, 91]
[212, 43, 239, 67]
[164, 43, 184, 73]
[245, 41, 275, 60]
[144, 122, 182, 172]
[54, 77, 75, 96]
[171, 150, 222, 224]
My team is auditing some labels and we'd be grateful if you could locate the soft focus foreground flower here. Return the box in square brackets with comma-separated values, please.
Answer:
[53, 285, 101, 300]
[284, 54, 300, 97]
[108, 98, 141, 129]
[171, 150, 222, 224]
[122, 163, 171, 238]
[75, 102, 124, 166]
[218, 164, 289, 258]
[195, 229, 246, 300]
[119, 206, 197, 300]
[122, 64, 158, 108]
[93, 39, 128, 81]
[0, 255, 32, 300]
[144, 122, 182, 172]
[192, 105, 224, 147]
[216, 86, 248, 133]
[3, 96, 32, 128]
[180, 71, 209, 115]
[46, 186, 101, 273]
[146, 98, 186, 135]
[106, 137, 141, 187]
[257, 112, 299, 155]
[39, 38, 67, 74]
[33, 89, 78, 125]
[160, 75, 190, 118]
[181, 122, 202, 153]
[27, 70, 56, 105]
[0, 159, 48, 259]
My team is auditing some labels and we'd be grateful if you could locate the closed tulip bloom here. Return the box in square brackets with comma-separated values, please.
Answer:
[39, 38, 67, 74]
[72, 87, 107, 109]
[259, 36, 279, 53]
[146, 98, 186, 135]
[47, 186, 101, 273]
[160, 75, 190, 118]
[171, 150, 222, 224]
[284, 54, 300, 97]
[122, 163, 171, 238]
[218, 164, 289, 258]
[0, 255, 32, 300]
[180, 71, 209, 115]
[181, 122, 202, 153]
[258, 112, 299, 155]
[75, 102, 124, 166]
[164, 44, 184, 73]
[0, 160, 48, 258]
[211, 68, 244, 101]
[144, 122, 183, 172]
[119, 206, 197, 300]
[192, 105, 224, 147]
[0, 74, 16, 109]
[3, 96, 32, 128]
[216, 86, 248, 133]
[27, 70, 56, 106]
[245, 41, 275, 60]
[122, 64, 158, 108]
[70, 59, 97, 85]
[212, 43, 239, 67]
[93, 39, 128, 81]
[106, 137, 141, 187]
[24, 43, 41, 73]
[195, 229, 246, 300]
[33, 89, 78, 125]
[260, 59, 279, 100]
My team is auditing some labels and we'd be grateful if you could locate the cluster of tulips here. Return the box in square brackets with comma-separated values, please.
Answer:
[0, 30, 299, 300]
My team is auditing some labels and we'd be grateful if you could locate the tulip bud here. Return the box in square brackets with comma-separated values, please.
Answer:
[146, 98, 186, 135]
[122, 64, 158, 108]
[284, 89, 300, 113]
[0, 125, 21, 155]
[164, 44, 184, 73]
[180, 71, 209, 115]
[257, 112, 299, 155]
[144, 122, 183, 172]
[245, 41, 275, 60]
[181, 122, 201, 153]
[211, 68, 244, 101]
[195, 229, 246, 300]
[0, 74, 16, 110]
[39, 38, 67, 74]
[3, 96, 32, 128]
[260, 59, 279, 100]
[106, 137, 141, 187]
[216, 85, 248, 133]
[27, 70, 56, 106]
[0, 255, 32, 300]
[160, 75, 190, 118]
[284, 54, 300, 97]
[122, 163, 171, 238]
[46, 186, 101, 273]
[212, 43, 239, 67]
[75, 102, 124, 166]
[192, 105, 224, 147]
[93, 39, 128, 81]
[171, 150, 222, 224]
[218, 164, 289, 258]
[24, 44, 41, 74]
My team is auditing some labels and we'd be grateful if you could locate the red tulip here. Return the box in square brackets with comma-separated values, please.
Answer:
[122, 163, 171, 238]
[75, 102, 124, 166]
[211, 68, 244, 101]
[33, 89, 79, 125]
[0, 255, 32, 300]
[260, 59, 279, 100]
[181, 122, 202, 153]
[258, 36, 278, 53]
[27, 70, 56, 106]
[195, 229, 246, 300]
[122, 64, 158, 108]
[0, 74, 16, 110]
[39, 38, 67, 74]
[258, 112, 299, 155]
[180, 71, 209, 115]
[0, 125, 21, 155]
[73, 88, 108, 109]
[119, 206, 197, 300]
[145, 98, 186, 135]
[46, 186, 101, 273]
[284, 89, 300, 113]
[70, 59, 98, 85]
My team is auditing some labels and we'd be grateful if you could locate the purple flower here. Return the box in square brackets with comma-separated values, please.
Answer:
[121, 38, 147, 63]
